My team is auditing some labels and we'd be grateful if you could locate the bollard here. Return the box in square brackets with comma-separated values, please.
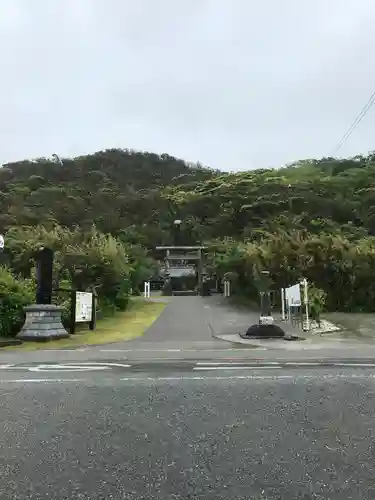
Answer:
[224, 280, 230, 297]
[144, 281, 150, 299]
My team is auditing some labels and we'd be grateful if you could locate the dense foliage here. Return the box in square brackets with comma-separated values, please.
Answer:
[0, 267, 34, 337]
[2, 150, 375, 244]
[210, 233, 375, 312]
[0, 149, 217, 246]
[2, 148, 375, 320]
[0, 224, 157, 336]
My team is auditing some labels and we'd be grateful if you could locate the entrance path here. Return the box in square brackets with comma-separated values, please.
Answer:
[124, 295, 260, 350]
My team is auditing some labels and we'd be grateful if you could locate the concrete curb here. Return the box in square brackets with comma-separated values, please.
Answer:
[212, 332, 375, 351]
[212, 332, 270, 349]
[0, 339, 23, 348]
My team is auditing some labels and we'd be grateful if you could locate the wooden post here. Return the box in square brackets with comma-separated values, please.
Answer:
[89, 290, 97, 331]
[197, 248, 203, 295]
[303, 278, 309, 331]
[70, 290, 76, 335]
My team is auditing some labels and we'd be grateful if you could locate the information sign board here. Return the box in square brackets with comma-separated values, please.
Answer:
[75, 291, 93, 323]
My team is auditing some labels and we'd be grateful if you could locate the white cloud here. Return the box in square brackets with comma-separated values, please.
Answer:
[1, 0, 375, 170]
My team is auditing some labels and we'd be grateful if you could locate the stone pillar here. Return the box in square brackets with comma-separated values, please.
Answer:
[35, 247, 54, 304]
[17, 304, 69, 341]
[197, 249, 203, 295]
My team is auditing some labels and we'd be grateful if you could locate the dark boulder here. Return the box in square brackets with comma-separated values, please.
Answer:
[241, 323, 286, 339]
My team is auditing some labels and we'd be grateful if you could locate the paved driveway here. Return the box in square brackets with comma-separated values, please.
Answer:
[126, 295, 260, 350]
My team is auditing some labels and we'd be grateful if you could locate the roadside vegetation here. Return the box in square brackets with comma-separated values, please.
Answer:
[2, 148, 375, 339]
[4, 299, 166, 351]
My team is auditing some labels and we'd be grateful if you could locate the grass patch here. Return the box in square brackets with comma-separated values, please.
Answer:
[3, 298, 166, 351]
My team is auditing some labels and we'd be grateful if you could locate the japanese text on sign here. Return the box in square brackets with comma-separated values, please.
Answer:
[75, 291, 93, 323]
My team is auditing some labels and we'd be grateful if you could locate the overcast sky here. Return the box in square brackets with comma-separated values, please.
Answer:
[1, 0, 375, 171]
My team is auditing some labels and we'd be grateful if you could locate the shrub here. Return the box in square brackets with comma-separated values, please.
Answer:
[114, 291, 130, 311]
[5, 225, 135, 312]
[3, 224, 157, 321]
[96, 295, 117, 318]
[0, 267, 34, 337]
[308, 286, 327, 325]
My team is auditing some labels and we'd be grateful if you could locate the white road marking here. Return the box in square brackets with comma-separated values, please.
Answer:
[197, 361, 375, 369]
[285, 362, 325, 366]
[283, 362, 375, 367]
[99, 349, 132, 352]
[28, 364, 111, 372]
[119, 374, 375, 382]
[196, 361, 280, 366]
[98, 348, 267, 352]
[332, 363, 375, 367]
[27, 362, 132, 372]
[0, 379, 87, 383]
[0, 364, 14, 369]
[2, 366, 36, 370]
[120, 375, 294, 381]
[71, 362, 131, 368]
[2, 373, 375, 384]
[193, 365, 282, 371]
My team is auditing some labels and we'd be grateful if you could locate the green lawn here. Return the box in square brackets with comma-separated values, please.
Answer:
[4, 299, 166, 351]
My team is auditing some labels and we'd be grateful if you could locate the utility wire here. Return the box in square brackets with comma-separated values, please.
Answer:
[330, 91, 375, 157]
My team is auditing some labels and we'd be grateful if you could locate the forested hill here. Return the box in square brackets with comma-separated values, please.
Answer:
[0, 149, 218, 245]
[2, 149, 217, 190]
[1, 148, 375, 247]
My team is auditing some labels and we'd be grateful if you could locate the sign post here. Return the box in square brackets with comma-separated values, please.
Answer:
[144, 281, 150, 299]
[283, 281, 310, 331]
[0, 234, 5, 265]
[70, 291, 95, 334]
[302, 278, 309, 331]
[281, 287, 286, 320]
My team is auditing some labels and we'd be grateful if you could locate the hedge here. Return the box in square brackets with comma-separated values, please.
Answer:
[0, 267, 34, 337]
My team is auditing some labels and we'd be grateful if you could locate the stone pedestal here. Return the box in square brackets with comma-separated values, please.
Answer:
[17, 304, 69, 341]
[241, 316, 286, 339]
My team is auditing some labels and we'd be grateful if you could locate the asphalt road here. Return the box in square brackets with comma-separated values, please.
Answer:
[1, 297, 375, 498]
[1, 365, 375, 499]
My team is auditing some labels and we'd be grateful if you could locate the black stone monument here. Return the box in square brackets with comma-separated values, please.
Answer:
[17, 246, 69, 341]
[35, 247, 54, 304]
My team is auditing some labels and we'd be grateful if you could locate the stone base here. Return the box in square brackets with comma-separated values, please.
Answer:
[17, 304, 69, 341]
[242, 323, 286, 339]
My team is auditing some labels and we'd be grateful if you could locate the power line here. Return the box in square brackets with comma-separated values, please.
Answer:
[331, 92, 375, 156]
[330, 91, 375, 157]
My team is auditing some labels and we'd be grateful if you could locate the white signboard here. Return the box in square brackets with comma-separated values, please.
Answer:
[285, 283, 301, 306]
[75, 291, 93, 323]
[0, 234, 4, 249]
